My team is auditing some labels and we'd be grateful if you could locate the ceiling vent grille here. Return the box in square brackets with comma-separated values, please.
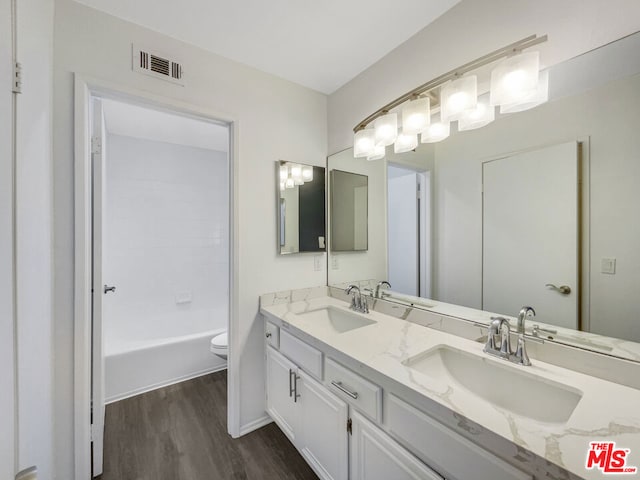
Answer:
[132, 44, 184, 86]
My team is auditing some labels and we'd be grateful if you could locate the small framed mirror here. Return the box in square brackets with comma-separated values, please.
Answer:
[276, 161, 326, 255]
[330, 169, 368, 252]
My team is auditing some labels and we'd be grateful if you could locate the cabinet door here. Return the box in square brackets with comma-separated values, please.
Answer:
[298, 370, 348, 480]
[350, 411, 443, 480]
[266, 346, 298, 442]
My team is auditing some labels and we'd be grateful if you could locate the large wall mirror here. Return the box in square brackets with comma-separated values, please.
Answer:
[277, 161, 326, 254]
[330, 170, 368, 252]
[327, 31, 640, 361]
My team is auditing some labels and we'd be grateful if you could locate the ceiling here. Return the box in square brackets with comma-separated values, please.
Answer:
[72, 0, 461, 94]
[102, 99, 229, 152]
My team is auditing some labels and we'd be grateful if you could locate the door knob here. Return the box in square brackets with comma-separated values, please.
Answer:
[545, 283, 571, 295]
[104, 285, 116, 294]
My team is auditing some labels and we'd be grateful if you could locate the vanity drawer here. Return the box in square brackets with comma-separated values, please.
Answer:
[325, 357, 382, 422]
[279, 330, 323, 379]
[386, 394, 531, 480]
[265, 322, 280, 349]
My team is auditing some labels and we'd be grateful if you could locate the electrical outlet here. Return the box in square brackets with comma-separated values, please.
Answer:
[313, 255, 323, 272]
[601, 258, 616, 275]
[331, 255, 339, 270]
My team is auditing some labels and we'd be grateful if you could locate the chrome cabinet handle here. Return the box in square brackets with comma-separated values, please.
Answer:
[104, 285, 116, 294]
[545, 283, 571, 295]
[331, 381, 359, 399]
[294, 374, 301, 403]
[289, 369, 294, 398]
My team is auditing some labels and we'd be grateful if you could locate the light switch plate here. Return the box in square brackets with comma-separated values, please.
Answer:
[313, 255, 323, 271]
[601, 258, 616, 275]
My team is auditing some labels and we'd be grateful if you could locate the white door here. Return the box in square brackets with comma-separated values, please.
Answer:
[266, 346, 299, 442]
[297, 371, 348, 480]
[349, 411, 443, 480]
[482, 141, 579, 329]
[91, 98, 107, 476]
[388, 167, 419, 296]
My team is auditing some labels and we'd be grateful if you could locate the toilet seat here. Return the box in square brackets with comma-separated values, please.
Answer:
[210, 331, 228, 359]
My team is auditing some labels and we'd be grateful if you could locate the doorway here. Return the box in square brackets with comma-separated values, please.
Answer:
[74, 76, 238, 479]
[387, 164, 431, 298]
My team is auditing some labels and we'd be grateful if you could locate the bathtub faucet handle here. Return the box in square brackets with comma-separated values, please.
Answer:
[104, 285, 116, 294]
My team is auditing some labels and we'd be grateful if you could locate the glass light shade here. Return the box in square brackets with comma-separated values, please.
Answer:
[420, 115, 450, 143]
[458, 95, 495, 131]
[440, 75, 477, 122]
[302, 166, 313, 182]
[374, 113, 398, 147]
[280, 181, 285, 191]
[285, 177, 295, 189]
[367, 144, 386, 161]
[279, 164, 288, 181]
[353, 129, 376, 158]
[499, 70, 549, 114]
[394, 132, 418, 153]
[490, 51, 540, 106]
[290, 164, 302, 180]
[401, 98, 430, 135]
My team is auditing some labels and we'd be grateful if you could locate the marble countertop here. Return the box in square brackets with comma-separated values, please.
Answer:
[260, 292, 640, 480]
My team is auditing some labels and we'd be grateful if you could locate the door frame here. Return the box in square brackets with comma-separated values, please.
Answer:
[73, 74, 241, 478]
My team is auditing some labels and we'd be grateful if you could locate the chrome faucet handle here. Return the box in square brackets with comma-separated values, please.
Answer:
[361, 295, 369, 313]
[531, 324, 556, 338]
[489, 316, 512, 356]
[514, 335, 531, 366]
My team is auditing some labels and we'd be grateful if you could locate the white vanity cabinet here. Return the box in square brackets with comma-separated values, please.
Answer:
[350, 410, 444, 480]
[266, 346, 348, 480]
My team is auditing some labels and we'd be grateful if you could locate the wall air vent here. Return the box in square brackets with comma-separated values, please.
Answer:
[132, 44, 184, 86]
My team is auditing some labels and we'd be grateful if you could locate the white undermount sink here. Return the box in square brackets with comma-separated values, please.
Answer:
[297, 306, 376, 333]
[403, 345, 583, 424]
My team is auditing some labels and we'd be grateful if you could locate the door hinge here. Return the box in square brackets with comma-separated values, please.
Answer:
[91, 136, 102, 155]
[347, 417, 352, 435]
[12, 62, 22, 94]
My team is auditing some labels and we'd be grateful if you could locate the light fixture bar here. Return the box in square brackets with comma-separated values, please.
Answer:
[353, 34, 547, 132]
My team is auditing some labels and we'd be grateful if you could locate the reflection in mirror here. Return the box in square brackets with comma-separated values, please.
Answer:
[330, 169, 368, 252]
[276, 161, 326, 255]
[327, 31, 640, 360]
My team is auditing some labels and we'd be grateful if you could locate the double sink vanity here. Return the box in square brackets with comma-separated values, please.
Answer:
[260, 286, 640, 480]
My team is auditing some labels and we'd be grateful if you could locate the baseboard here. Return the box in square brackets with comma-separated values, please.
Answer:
[105, 364, 227, 404]
[239, 414, 273, 436]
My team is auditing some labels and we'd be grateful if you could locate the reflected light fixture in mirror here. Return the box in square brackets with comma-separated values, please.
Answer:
[401, 97, 430, 134]
[440, 75, 478, 121]
[500, 69, 549, 113]
[368, 144, 386, 161]
[302, 165, 314, 181]
[458, 94, 495, 131]
[421, 114, 450, 143]
[354, 128, 376, 158]
[374, 113, 398, 147]
[394, 131, 418, 153]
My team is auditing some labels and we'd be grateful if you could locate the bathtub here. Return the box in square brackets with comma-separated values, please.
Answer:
[105, 308, 227, 403]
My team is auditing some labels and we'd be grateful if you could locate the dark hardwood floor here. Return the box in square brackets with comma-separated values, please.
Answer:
[98, 371, 318, 480]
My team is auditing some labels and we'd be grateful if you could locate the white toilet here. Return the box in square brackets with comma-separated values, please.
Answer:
[210, 331, 228, 360]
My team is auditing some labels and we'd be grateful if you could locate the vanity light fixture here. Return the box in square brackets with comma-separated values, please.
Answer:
[440, 75, 478, 122]
[352, 35, 547, 157]
[279, 164, 289, 181]
[420, 114, 450, 143]
[302, 165, 314, 182]
[354, 128, 376, 158]
[285, 176, 295, 189]
[279, 161, 314, 189]
[458, 94, 495, 131]
[394, 131, 418, 153]
[374, 113, 398, 147]
[401, 97, 430, 135]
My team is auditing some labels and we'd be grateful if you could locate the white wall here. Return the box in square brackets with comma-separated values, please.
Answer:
[328, 0, 640, 153]
[14, 0, 55, 478]
[53, 1, 327, 478]
[327, 150, 386, 285]
[105, 134, 229, 341]
[0, 0, 16, 477]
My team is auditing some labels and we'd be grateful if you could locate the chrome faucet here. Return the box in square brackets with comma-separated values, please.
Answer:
[483, 315, 540, 366]
[345, 285, 369, 313]
[374, 281, 391, 299]
[517, 306, 536, 334]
